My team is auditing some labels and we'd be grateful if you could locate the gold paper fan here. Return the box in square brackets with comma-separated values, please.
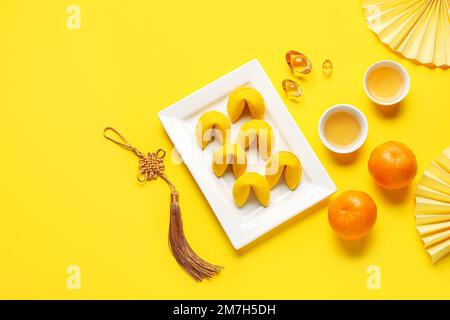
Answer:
[362, 0, 450, 67]
[415, 147, 450, 263]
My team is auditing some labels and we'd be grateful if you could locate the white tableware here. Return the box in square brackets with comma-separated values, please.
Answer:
[158, 59, 336, 249]
[363, 60, 410, 106]
[318, 104, 369, 154]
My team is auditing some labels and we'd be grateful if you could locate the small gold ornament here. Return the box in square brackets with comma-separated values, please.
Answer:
[286, 50, 312, 75]
[322, 59, 333, 75]
[282, 79, 302, 98]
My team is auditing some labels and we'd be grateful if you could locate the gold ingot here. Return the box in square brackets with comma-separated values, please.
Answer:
[282, 79, 302, 98]
[286, 50, 312, 75]
[323, 59, 333, 75]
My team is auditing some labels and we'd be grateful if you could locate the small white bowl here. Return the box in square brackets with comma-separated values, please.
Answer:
[318, 104, 368, 154]
[363, 60, 410, 106]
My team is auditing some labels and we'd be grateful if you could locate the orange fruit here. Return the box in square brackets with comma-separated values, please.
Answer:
[368, 141, 417, 190]
[328, 190, 377, 240]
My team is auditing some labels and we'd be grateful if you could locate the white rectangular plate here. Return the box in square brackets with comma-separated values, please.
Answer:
[158, 59, 336, 249]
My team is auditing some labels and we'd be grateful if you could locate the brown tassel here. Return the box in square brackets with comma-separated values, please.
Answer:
[169, 191, 223, 281]
[103, 127, 223, 282]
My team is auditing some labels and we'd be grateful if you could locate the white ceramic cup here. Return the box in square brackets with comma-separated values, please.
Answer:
[318, 104, 368, 154]
[363, 60, 410, 106]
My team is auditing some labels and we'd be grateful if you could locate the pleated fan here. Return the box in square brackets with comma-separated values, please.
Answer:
[415, 147, 450, 263]
[362, 0, 450, 67]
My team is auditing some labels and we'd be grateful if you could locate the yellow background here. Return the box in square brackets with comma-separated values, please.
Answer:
[0, 0, 449, 299]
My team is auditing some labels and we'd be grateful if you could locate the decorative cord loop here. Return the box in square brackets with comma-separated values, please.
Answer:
[103, 127, 144, 158]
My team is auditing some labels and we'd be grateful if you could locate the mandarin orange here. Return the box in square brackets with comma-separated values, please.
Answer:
[368, 141, 417, 190]
[328, 190, 377, 240]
